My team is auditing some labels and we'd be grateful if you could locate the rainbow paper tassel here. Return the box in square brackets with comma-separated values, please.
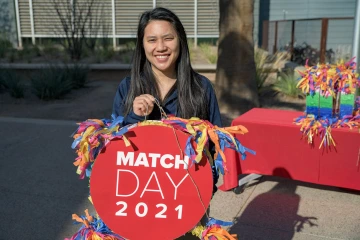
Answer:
[65, 209, 125, 240]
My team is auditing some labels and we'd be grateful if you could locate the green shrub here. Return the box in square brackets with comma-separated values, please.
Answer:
[199, 43, 217, 64]
[18, 45, 41, 63]
[95, 47, 115, 63]
[125, 41, 136, 51]
[272, 70, 304, 98]
[187, 39, 194, 62]
[66, 63, 89, 89]
[31, 66, 72, 100]
[122, 54, 131, 64]
[42, 43, 61, 57]
[254, 46, 290, 94]
[7, 49, 18, 62]
[0, 69, 25, 98]
[254, 47, 269, 93]
[0, 37, 12, 58]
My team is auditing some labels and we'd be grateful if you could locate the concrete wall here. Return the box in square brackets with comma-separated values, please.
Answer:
[0, 0, 18, 47]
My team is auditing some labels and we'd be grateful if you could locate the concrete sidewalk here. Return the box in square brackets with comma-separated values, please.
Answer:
[0, 117, 359, 240]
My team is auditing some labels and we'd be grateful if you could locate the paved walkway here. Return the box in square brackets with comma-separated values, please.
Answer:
[0, 117, 359, 240]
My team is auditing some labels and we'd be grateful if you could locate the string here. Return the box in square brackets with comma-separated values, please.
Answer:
[144, 98, 168, 120]
[171, 126, 210, 221]
[154, 98, 168, 119]
[147, 97, 209, 221]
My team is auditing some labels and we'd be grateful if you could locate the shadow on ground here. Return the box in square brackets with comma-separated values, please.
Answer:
[229, 169, 318, 239]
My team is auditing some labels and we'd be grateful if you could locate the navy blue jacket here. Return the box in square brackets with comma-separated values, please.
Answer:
[112, 74, 222, 127]
[112, 74, 222, 194]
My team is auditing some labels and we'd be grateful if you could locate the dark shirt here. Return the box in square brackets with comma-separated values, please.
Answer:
[112, 74, 222, 194]
[112, 74, 222, 127]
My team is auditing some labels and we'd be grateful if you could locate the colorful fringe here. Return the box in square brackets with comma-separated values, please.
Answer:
[65, 209, 124, 240]
[71, 116, 255, 179]
[191, 224, 237, 240]
[294, 113, 359, 149]
[295, 58, 360, 148]
[297, 58, 360, 97]
[67, 116, 255, 239]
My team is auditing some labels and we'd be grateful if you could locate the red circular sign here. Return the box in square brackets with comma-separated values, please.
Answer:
[90, 125, 213, 240]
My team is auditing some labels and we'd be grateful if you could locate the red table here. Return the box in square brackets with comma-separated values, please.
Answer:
[219, 108, 360, 191]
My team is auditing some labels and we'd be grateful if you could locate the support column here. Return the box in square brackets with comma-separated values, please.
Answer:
[320, 18, 329, 64]
[194, 0, 198, 48]
[112, 0, 116, 49]
[352, 0, 360, 71]
[29, 0, 35, 44]
[14, 0, 23, 48]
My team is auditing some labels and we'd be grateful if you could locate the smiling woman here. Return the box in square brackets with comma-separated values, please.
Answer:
[112, 7, 222, 128]
[111, 8, 222, 232]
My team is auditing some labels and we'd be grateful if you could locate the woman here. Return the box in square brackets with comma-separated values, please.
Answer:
[112, 7, 221, 195]
[112, 7, 222, 128]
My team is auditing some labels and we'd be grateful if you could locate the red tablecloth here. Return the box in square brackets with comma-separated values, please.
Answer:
[219, 108, 360, 191]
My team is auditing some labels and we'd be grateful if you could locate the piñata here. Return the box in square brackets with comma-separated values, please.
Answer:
[295, 58, 360, 148]
[67, 113, 254, 239]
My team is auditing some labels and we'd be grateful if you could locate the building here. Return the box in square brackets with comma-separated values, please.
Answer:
[2, 0, 359, 61]
[261, 0, 359, 63]
[13, 0, 219, 48]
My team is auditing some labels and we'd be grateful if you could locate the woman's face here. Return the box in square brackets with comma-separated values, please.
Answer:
[143, 20, 180, 77]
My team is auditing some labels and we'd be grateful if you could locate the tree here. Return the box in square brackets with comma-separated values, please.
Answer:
[215, 0, 259, 116]
[51, 0, 104, 60]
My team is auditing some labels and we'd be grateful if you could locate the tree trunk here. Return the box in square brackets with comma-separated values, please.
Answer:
[215, 0, 259, 116]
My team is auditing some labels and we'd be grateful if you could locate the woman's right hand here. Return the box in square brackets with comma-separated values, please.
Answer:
[133, 94, 155, 116]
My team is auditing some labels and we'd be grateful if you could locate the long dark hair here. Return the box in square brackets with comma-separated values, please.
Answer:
[124, 7, 208, 120]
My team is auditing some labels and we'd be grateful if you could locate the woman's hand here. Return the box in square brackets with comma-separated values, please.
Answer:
[133, 94, 155, 116]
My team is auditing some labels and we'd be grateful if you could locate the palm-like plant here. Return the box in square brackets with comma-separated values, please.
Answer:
[272, 70, 304, 98]
[0, 69, 25, 98]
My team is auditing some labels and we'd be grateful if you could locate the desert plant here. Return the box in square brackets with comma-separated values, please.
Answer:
[272, 70, 304, 98]
[31, 66, 72, 100]
[0, 69, 25, 98]
[94, 47, 115, 63]
[187, 39, 195, 62]
[122, 54, 131, 64]
[42, 43, 62, 57]
[6, 49, 17, 63]
[334, 45, 352, 63]
[17, 45, 42, 63]
[0, 37, 12, 58]
[254, 46, 291, 94]
[199, 42, 217, 64]
[66, 63, 89, 89]
[125, 41, 136, 52]
[254, 47, 269, 93]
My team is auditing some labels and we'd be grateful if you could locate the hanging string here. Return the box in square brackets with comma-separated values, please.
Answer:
[151, 97, 210, 221]
[171, 126, 210, 221]
[154, 98, 168, 119]
[144, 98, 168, 120]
